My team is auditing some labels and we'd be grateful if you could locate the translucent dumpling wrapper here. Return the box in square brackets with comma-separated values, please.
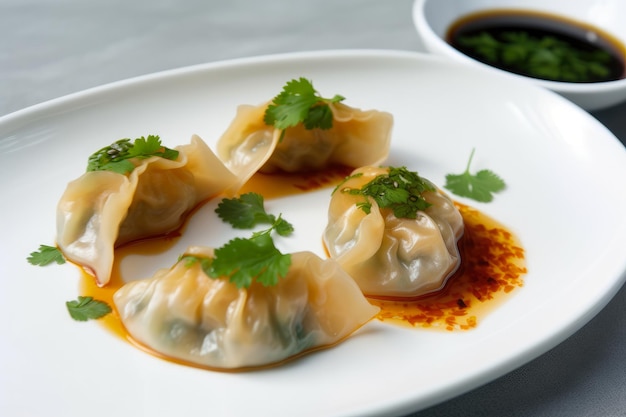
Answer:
[323, 166, 464, 298]
[56, 135, 237, 286]
[216, 101, 393, 193]
[113, 247, 380, 371]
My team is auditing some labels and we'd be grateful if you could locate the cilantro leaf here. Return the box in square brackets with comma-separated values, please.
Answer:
[215, 192, 294, 236]
[97, 159, 135, 175]
[207, 233, 292, 288]
[263, 78, 345, 137]
[86, 135, 179, 174]
[458, 30, 614, 83]
[356, 201, 372, 215]
[444, 149, 506, 203]
[272, 215, 295, 237]
[215, 192, 273, 228]
[304, 103, 334, 130]
[126, 135, 162, 157]
[27, 245, 65, 266]
[66, 296, 112, 321]
[344, 166, 434, 219]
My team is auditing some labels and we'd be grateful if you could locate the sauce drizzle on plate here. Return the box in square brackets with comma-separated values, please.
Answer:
[371, 203, 526, 331]
[80, 172, 526, 344]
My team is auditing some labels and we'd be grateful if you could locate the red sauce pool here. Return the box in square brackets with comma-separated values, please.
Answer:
[370, 203, 526, 331]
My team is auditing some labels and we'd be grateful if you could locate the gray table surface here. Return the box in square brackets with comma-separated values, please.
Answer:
[3, 1, 625, 416]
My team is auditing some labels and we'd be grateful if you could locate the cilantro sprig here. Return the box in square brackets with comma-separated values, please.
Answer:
[27, 245, 66, 266]
[343, 166, 435, 219]
[181, 228, 291, 289]
[458, 31, 614, 83]
[444, 149, 506, 203]
[215, 192, 294, 237]
[87, 135, 179, 174]
[263, 78, 345, 139]
[66, 296, 112, 321]
[209, 232, 291, 288]
[185, 192, 295, 288]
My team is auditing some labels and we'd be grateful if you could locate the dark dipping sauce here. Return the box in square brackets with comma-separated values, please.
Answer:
[446, 9, 626, 83]
[81, 168, 527, 345]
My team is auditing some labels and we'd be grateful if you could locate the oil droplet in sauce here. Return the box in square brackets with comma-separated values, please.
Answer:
[370, 203, 526, 331]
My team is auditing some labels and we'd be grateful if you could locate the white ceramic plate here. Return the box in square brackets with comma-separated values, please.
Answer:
[1, 50, 625, 417]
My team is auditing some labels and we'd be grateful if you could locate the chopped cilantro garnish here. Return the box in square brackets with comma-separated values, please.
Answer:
[27, 245, 65, 266]
[343, 166, 435, 219]
[263, 78, 345, 139]
[66, 296, 112, 321]
[86, 135, 179, 174]
[215, 192, 294, 236]
[444, 149, 506, 202]
[458, 31, 613, 83]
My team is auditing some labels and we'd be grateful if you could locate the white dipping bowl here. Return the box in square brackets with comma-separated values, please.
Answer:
[413, 0, 626, 110]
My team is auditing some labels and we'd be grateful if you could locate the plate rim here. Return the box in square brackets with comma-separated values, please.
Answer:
[2, 48, 626, 417]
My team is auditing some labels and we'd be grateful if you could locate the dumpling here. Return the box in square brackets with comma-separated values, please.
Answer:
[113, 246, 379, 371]
[216, 89, 393, 193]
[56, 135, 237, 286]
[323, 166, 464, 298]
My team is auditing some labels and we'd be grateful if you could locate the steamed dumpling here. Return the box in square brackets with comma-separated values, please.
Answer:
[216, 100, 393, 193]
[323, 166, 464, 298]
[113, 246, 379, 370]
[56, 135, 237, 286]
